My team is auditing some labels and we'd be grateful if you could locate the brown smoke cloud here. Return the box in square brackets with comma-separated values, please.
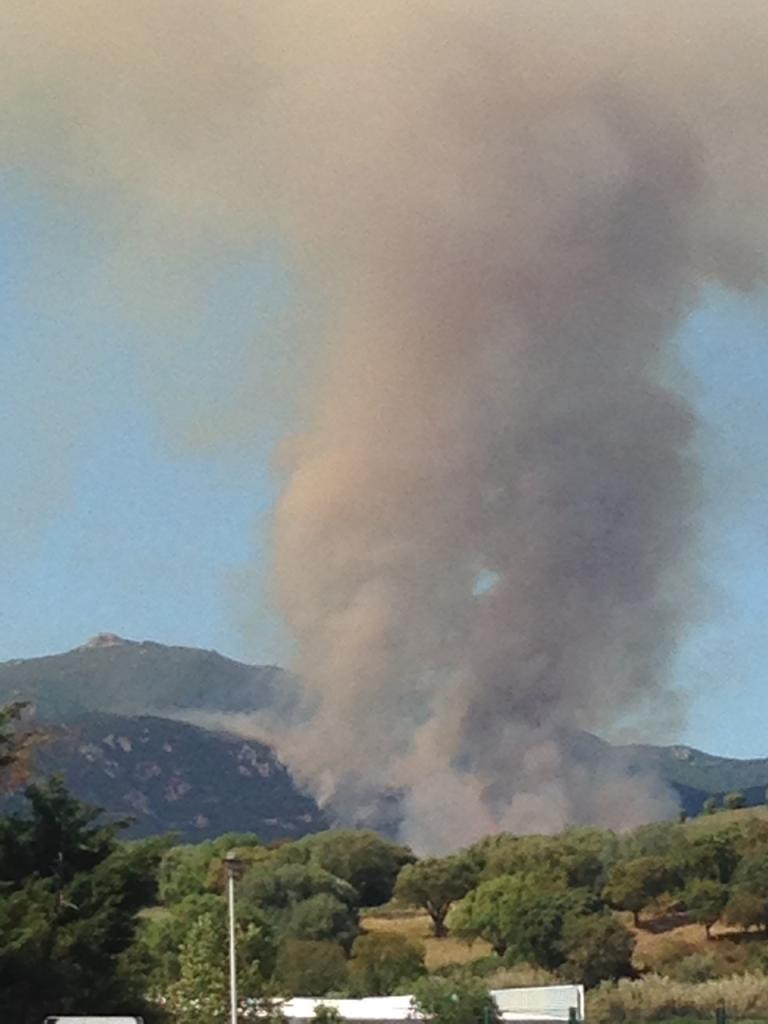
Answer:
[3, 1, 768, 847]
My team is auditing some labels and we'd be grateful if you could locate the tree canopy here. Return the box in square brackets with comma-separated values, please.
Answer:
[603, 856, 673, 926]
[448, 872, 598, 969]
[348, 932, 426, 996]
[0, 778, 166, 1023]
[293, 829, 415, 906]
[411, 976, 499, 1024]
[394, 856, 477, 937]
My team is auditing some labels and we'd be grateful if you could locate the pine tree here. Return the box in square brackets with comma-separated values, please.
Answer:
[168, 913, 229, 1024]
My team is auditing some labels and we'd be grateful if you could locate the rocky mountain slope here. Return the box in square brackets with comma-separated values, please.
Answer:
[4, 711, 326, 841]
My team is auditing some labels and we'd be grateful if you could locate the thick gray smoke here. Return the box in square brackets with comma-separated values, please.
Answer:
[3, 1, 768, 847]
[268, 2, 768, 847]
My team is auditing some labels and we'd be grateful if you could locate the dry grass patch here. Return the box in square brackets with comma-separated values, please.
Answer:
[484, 964, 558, 989]
[362, 911, 492, 970]
[588, 972, 768, 1023]
[624, 911, 754, 974]
[631, 916, 708, 969]
[683, 806, 768, 836]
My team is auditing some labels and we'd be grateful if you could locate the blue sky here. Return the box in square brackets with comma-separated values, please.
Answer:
[2, 178, 767, 759]
[670, 293, 768, 758]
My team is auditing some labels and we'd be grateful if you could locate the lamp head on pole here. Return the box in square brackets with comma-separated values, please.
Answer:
[224, 850, 245, 879]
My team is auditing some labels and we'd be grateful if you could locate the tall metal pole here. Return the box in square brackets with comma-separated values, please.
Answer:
[227, 864, 238, 1024]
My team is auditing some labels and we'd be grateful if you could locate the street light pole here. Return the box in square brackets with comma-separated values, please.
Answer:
[225, 851, 243, 1024]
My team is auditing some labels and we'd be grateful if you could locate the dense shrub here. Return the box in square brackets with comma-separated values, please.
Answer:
[348, 932, 426, 995]
[283, 892, 360, 952]
[273, 940, 348, 996]
[411, 976, 499, 1024]
[559, 912, 635, 987]
[639, 937, 698, 976]
[666, 952, 721, 984]
[312, 1005, 344, 1024]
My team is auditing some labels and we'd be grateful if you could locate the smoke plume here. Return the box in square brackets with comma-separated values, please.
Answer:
[3, 1, 768, 847]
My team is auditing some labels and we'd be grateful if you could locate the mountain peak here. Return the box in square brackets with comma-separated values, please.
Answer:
[80, 633, 133, 649]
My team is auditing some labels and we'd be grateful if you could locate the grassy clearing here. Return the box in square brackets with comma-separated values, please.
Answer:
[363, 906, 765, 981]
[361, 910, 492, 970]
[363, 907, 716, 975]
[682, 806, 768, 835]
[624, 912, 748, 970]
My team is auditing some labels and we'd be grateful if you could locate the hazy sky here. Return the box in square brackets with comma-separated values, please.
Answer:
[2, 173, 767, 761]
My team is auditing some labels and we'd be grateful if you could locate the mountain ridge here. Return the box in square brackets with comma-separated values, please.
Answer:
[0, 633, 301, 724]
[1, 635, 765, 839]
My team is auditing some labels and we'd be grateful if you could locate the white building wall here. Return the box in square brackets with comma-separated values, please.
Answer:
[273, 984, 585, 1023]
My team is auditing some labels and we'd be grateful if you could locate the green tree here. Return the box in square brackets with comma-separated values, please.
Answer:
[724, 888, 767, 932]
[238, 860, 360, 950]
[158, 833, 264, 904]
[164, 909, 267, 1021]
[559, 913, 635, 988]
[682, 829, 742, 885]
[448, 874, 520, 956]
[479, 835, 565, 884]
[167, 913, 228, 1023]
[619, 822, 683, 860]
[603, 856, 672, 927]
[240, 860, 359, 914]
[394, 856, 476, 937]
[411, 976, 499, 1024]
[284, 892, 359, 951]
[724, 791, 747, 811]
[684, 878, 728, 939]
[0, 779, 165, 1023]
[313, 1006, 344, 1024]
[725, 855, 768, 933]
[136, 888, 275, 994]
[0, 775, 124, 882]
[448, 873, 594, 968]
[136, 891, 223, 991]
[273, 939, 348, 996]
[703, 797, 718, 815]
[480, 829, 616, 895]
[296, 830, 415, 907]
[739, 816, 768, 855]
[348, 932, 425, 996]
